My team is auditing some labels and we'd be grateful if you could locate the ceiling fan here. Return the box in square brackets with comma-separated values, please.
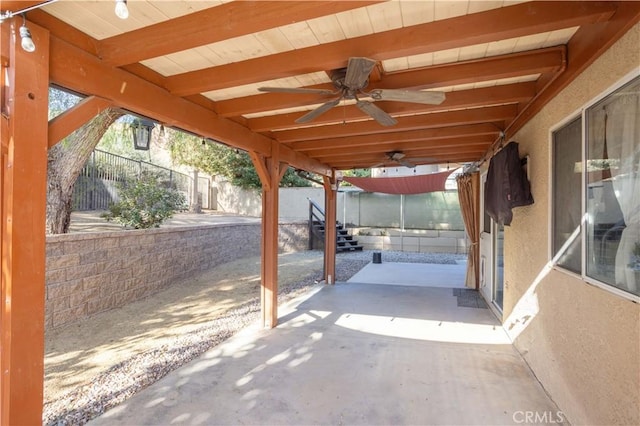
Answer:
[373, 152, 462, 170]
[258, 57, 446, 127]
[372, 151, 436, 169]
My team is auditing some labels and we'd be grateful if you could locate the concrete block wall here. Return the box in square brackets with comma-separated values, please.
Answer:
[45, 223, 307, 329]
[278, 222, 309, 252]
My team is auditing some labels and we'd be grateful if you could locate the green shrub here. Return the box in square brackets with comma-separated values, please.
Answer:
[102, 172, 186, 229]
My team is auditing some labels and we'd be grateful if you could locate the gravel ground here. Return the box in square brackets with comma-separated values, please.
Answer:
[337, 250, 465, 265]
[43, 250, 465, 425]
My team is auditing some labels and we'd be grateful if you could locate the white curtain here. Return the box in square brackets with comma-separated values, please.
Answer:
[606, 80, 640, 292]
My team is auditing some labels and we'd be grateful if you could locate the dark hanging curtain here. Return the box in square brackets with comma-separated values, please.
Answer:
[456, 172, 480, 289]
[484, 141, 534, 226]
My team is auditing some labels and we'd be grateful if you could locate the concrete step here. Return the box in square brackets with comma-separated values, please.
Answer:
[337, 245, 363, 252]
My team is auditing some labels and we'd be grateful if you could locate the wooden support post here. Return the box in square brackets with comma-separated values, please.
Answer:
[248, 151, 271, 192]
[1, 20, 49, 424]
[278, 162, 289, 183]
[323, 175, 338, 285]
[250, 145, 282, 328]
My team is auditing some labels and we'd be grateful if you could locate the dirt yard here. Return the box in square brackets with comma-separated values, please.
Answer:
[43, 250, 368, 425]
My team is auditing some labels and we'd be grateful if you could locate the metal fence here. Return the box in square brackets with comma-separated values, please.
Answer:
[73, 149, 210, 211]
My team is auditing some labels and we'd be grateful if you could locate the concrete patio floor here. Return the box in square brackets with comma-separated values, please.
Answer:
[348, 261, 467, 288]
[90, 275, 562, 425]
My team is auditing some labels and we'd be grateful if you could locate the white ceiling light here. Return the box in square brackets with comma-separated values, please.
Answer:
[114, 0, 129, 20]
[19, 14, 35, 53]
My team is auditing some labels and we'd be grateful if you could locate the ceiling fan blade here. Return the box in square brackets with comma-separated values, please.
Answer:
[258, 87, 336, 95]
[295, 98, 341, 123]
[356, 101, 398, 126]
[344, 57, 377, 89]
[398, 159, 417, 168]
[371, 89, 446, 105]
[388, 151, 406, 160]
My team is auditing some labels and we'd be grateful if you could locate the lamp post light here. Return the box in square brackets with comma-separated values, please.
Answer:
[131, 118, 155, 150]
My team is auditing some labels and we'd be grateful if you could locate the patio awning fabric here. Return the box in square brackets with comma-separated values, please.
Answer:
[343, 170, 453, 195]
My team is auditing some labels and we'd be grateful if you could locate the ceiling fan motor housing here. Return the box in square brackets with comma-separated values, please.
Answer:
[330, 68, 369, 97]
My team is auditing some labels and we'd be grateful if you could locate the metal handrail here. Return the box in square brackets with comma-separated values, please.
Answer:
[308, 198, 325, 250]
[73, 149, 196, 211]
[308, 198, 324, 216]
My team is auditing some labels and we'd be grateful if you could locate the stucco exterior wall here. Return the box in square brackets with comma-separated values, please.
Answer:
[213, 179, 263, 217]
[212, 179, 334, 221]
[501, 23, 640, 425]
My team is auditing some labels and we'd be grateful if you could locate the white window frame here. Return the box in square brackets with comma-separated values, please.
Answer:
[549, 112, 583, 281]
[549, 68, 640, 303]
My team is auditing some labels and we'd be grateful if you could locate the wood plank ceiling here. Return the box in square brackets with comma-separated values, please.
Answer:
[17, 0, 640, 173]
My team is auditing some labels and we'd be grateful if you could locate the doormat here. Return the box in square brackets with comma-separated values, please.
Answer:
[453, 288, 488, 309]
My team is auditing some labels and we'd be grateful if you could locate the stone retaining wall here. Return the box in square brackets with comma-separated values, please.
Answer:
[45, 222, 307, 329]
[278, 222, 308, 252]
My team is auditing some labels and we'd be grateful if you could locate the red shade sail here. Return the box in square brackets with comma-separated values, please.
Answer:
[343, 170, 454, 195]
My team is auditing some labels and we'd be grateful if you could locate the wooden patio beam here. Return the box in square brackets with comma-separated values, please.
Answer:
[50, 37, 271, 155]
[330, 153, 483, 170]
[48, 96, 113, 148]
[1, 19, 49, 425]
[288, 124, 500, 152]
[372, 46, 564, 89]
[165, 1, 616, 96]
[318, 145, 490, 163]
[121, 63, 170, 89]
[216, 47, 565, 118]
[503, 1, 640, 141]
[47, 34, 331, 177]
[25, 11, 224, 117]
[99, 1, 382, 66]
[50, 35, 271, 153]
[250, 82, 535, 132]
[306, 137, 495, 160]
[274, 105, 516, 143]
[0, 1, 44, 13]
[27, 9, 100, 56]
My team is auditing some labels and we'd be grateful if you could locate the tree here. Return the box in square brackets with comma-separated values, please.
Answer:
[47, 88, 123, 234]
[168, 131, 312, 190]
[343, 168, 371, 178]
[340, 168, 371, 186]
